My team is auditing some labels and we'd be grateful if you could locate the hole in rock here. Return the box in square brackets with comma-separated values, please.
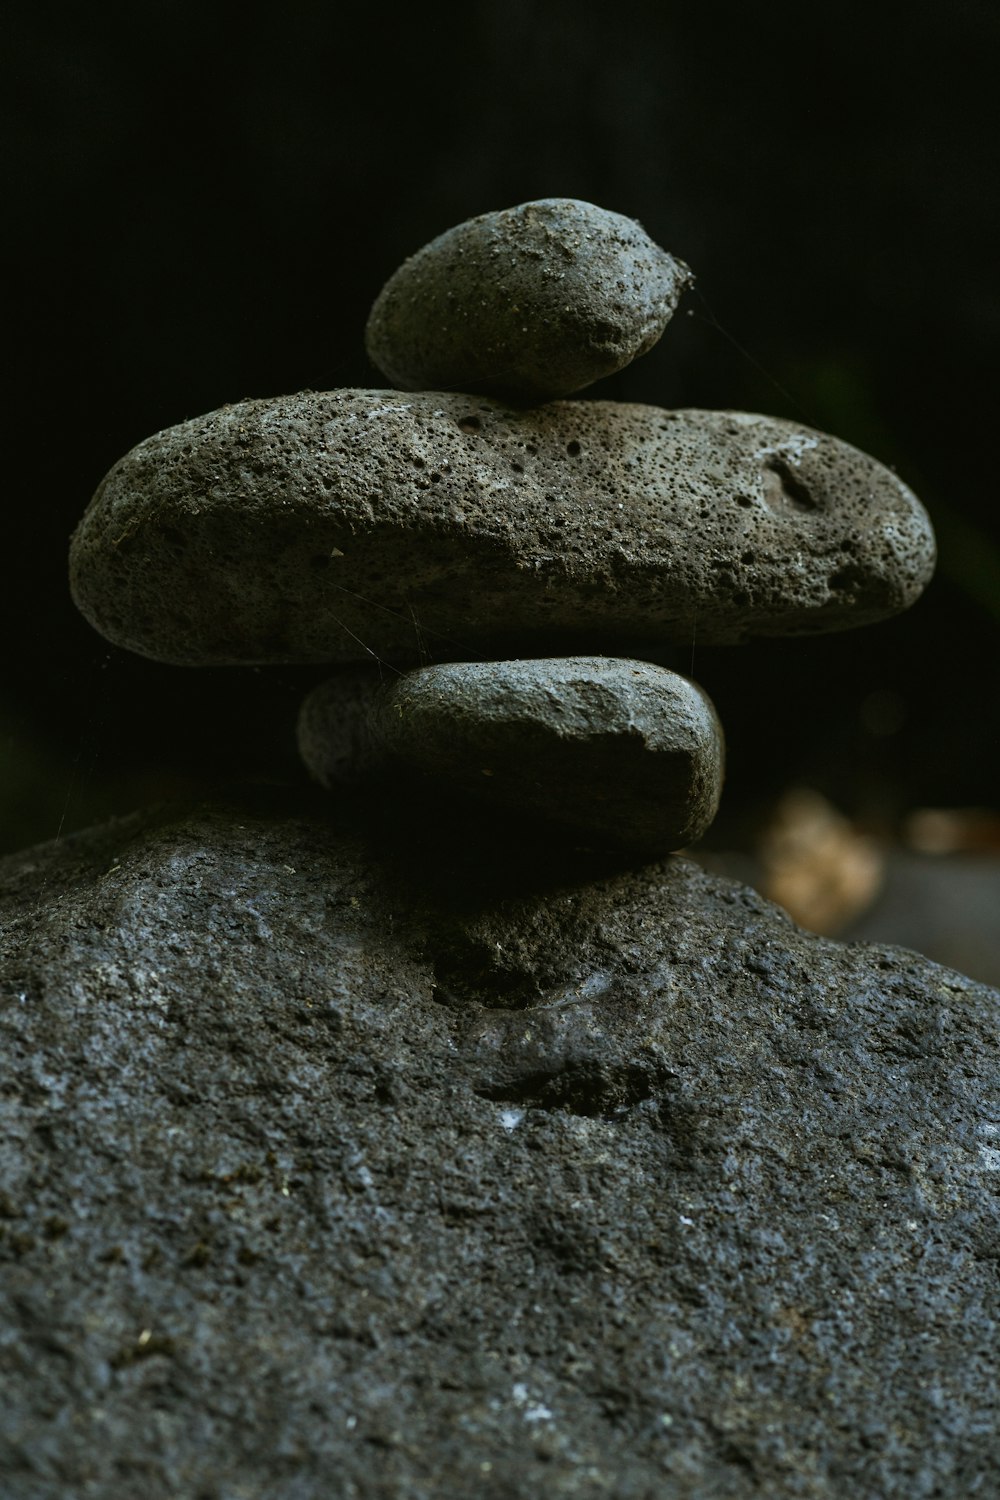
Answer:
[762, 458, 818, 512]
[430, 953, 616, 1013]
[430, 956, 544, 1011]
[475, 1057, 672, 1118]
[828, 564, 868, 594]
[458, 416, 482, 433]
[566, 440, 581, 457]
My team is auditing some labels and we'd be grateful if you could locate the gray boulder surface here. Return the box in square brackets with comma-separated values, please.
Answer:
[299, 657, 724, 854]
[2, 794, 998, 1498]
[69, 392, 936, 668]
[364, 199, 692, 403]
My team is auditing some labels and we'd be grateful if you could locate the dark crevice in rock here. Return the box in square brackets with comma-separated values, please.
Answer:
[430, 955, 546, 1011]
[475, 1057, 673, 1117]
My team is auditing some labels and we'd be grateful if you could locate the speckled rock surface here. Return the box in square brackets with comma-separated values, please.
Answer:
[69, 391, 936, 667]
[365, 199, 692, 403]
[2, 796, 999, 1498]
[299, 657, 724, 854]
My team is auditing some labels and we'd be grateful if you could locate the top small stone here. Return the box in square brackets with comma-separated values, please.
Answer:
[365, 199, 692, 403]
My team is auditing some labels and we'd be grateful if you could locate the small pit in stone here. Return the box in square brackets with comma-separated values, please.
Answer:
[431, 956, 544, 1011]
[431, 955, 615, 1013]
[762, 458, 818, 512]
[458, 416, 482, 433]
[828, 563, 869, 595]
[475, 1057, 672, 1119]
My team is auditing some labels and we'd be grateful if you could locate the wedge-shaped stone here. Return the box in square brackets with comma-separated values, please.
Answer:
[298, 657, 724, 854]
[365, 198, 692, 402]
[69, 390, 936, 666]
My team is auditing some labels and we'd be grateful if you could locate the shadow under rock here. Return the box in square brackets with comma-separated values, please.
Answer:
[344, 781, 655, 907]
[54, 775, 664, 910]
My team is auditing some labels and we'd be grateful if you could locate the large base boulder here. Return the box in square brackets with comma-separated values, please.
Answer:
[2, 794, 998, 1497]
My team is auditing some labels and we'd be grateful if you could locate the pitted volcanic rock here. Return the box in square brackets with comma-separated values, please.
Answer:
[69, 391, 937, 667]
[365, 198, 692, 402]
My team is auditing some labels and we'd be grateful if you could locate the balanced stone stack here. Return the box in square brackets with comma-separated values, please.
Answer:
[21, 206, 1000, 1499]
[70, 198, 935, 856]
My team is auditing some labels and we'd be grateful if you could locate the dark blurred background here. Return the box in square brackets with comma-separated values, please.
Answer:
[5, 0, 999, 967]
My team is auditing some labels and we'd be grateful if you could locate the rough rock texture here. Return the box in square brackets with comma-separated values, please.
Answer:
[2, 795, 999, 1498]
[69, 392, 937, 667]
[299, 657, 724, 854]
[365, 199, 692, 403]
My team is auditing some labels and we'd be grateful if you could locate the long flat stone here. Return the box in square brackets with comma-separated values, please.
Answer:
[365, 198, 692, 402]
[298, 657, 724, 854]
[69, 390, 936, 666]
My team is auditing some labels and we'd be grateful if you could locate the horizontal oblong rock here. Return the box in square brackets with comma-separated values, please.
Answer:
[365, 198, 692, 402]
[3, 798, 999, 1495]
[69, 390, 937, 667]
[298, 657, 724, 853]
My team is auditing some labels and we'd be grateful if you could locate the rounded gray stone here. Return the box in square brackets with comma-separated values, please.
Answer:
[365, 198, 692, 402]
[298, 657, 725, 854]
[69, 390, 937, 667]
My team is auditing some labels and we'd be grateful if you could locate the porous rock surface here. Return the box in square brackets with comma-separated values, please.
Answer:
[2, 796, 998, 1498]
[365, 198, 692, 402]
[299, 657, 724, 854]
[69, 391, 936, 667]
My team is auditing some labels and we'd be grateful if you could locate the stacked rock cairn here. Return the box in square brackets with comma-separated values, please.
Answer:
[70, 200, 936, 857]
